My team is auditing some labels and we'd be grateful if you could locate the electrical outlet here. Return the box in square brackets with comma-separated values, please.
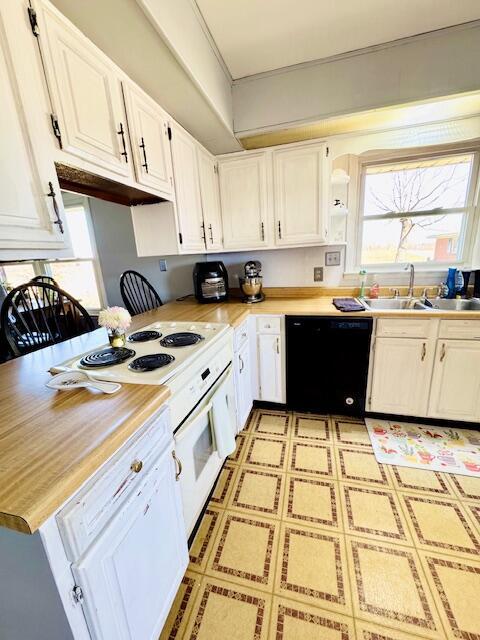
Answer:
[314, 266, 323, 282]
[159, 259, 167, 272]
[325, 251, 341, 266]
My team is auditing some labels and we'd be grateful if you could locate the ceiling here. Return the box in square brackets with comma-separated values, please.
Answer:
[195, 0, 480, 79]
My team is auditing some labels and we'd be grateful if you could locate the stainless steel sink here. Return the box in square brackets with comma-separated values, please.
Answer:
[362, 297, 425, 310]
[362, 296, 480, 311]
[424, 298, 480, 311]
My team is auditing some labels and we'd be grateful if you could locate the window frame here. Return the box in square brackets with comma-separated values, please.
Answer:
[353, 148, 480, 273]
[0, 198, 106, 313]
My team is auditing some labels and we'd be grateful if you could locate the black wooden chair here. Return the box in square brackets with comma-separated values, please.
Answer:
[30, 275, 58, 286]
[0, 282, 95, 357]
[120, 270, 163, 316]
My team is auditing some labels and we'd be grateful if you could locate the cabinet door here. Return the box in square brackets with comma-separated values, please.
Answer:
[219, 153, 269, 250]
[72, 446, 188, 640]
[122, 82, 173, 197]
[36, 1, 133, 179]
[258, 333, 284, 404]
[197, 147, 223, 252]
[170, 125, 205, 253]
[235, 341, 253, 431]
[273, 144, 327, 245]
[428, 340, 480, 422]
[370, 338, 433, 417]
[0, 2, 69, 254]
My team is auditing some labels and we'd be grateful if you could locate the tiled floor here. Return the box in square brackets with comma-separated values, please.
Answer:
[161, 409, 480, 640]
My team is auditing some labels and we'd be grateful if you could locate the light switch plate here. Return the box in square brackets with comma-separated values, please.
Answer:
[314, 267, 323, 282]
[159, 259, 168, 272]
[325, 251, 341, 266]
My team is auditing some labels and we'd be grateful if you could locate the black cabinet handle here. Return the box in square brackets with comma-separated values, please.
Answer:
[117, 123, 128, 163]
[261, 221, 265, 241]
[47, 182, 64, 234]
[278, 220, 282, 239]
[139, 137, 148, 173]
[208, 223, 214, 244]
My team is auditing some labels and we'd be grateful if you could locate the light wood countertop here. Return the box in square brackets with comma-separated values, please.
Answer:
[1, 291, 479, 534]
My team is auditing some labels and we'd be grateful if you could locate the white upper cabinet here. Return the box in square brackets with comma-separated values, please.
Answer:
[218, 153, 270, 250]
[122, 82, 173, 198]
[197, 147, 223, 252]
[34, 0, 134, 180]
[169, 123, 205, 253]
[0, 1, 70, 256]
[428, 340, 480, 422]
[273, 143, 328, 245]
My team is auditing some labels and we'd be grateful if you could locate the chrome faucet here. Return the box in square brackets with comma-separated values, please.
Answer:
[405, 263, 415, 298]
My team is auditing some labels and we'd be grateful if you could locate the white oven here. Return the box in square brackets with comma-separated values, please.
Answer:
[173, 364, 236, 535]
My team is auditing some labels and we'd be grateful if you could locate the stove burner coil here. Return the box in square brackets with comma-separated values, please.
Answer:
[127, 330, 162, 343]
[80, 347, 135, 368]
[160, 332, 204, 348]
[128, 353, 175, 372]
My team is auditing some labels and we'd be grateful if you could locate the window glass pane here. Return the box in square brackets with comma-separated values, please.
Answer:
[363, 154, 474, 217]
[49, 261, 101, 309]
[361, 213, 464, 265]
[64, 207, 94, 258]
[0, 264, 35, 290]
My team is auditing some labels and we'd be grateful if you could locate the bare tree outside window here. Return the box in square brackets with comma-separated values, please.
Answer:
[360, 154, 475, 265]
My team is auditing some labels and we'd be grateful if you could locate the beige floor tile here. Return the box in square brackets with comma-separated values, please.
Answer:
[205, 510, 279, 592]
[182, 575, 271, 640]
[346, 536, 443, 639]
[189, 507, 223, 573]
[209, 463, 238, 508]
[400, 494, 480, 559]
[447, 473, 480, 502]
[282, 475, 340, 531]
[243, 434, 288, 470]
[274, 522, 352, 615]
[228, 467, 285, 518]
[269, 596, 355, 640]
[467, 504, 480, 534]
[228, 432, 248, 464]
[289, 441, 336, 477]
[336, 447, 391, 487]
[355, 619, 439, 640]
[339, 483, 412, 545]
[251, 409, 291, 438]
[420, 550, 480, 640]
[333, 418, 372, 449]
[390, 465, 454, 497]
[292, 413, 331, 442]
[159, 570, 202, 640]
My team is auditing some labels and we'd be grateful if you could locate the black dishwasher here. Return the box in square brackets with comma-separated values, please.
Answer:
[286, 316, 373, 416]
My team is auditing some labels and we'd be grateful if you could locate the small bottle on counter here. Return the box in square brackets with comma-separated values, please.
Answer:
[358, 269, 367, 299]
[369, 281, 380, 299]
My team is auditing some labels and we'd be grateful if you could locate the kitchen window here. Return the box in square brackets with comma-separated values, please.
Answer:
[356, 151, 479, 269]
[0, 199, 105, 313]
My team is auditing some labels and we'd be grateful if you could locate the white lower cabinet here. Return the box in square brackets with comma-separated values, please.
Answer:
[428, 340, 480, 422]
[72, 445, 187, 640]
[369, 320, 480, 423]
[257, 316, 286, 404]
[369, 337, 433, 417]
[235, 340, 253, 431]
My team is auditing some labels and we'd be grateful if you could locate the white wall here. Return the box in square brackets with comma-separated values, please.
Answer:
[210, 246, 346, 289]
[88, 198, 203, 306]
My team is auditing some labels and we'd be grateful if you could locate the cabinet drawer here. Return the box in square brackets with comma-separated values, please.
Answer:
[439, 320, 480, 340]
[57, 405, 171, 561]
[234, 319, 249, 352]
[376, 319, 432, 338]
[257, 316, 282, 334]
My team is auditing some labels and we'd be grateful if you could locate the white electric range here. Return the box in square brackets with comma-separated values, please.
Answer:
[51, 320, 237, 536]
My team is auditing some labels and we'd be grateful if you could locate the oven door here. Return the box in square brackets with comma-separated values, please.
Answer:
[174, 366, 235, 535]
